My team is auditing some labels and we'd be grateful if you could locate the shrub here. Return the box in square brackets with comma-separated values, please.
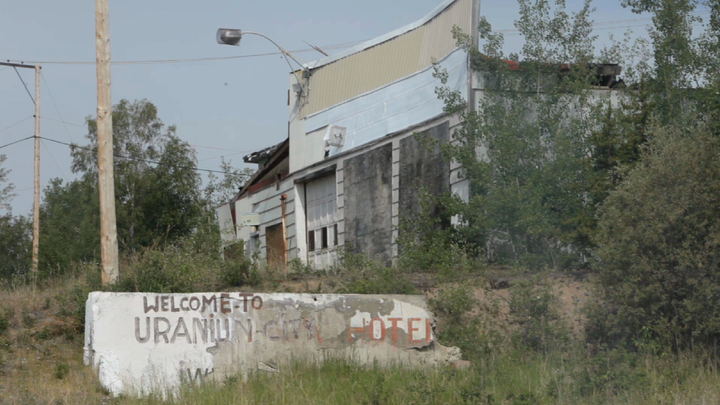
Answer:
[337, 251, 416, 295]
[113, 246, 220, 293]
[0, 312, 8, 336]
[220, 256, 258, 287]
[509, 276, 568, 352]
[590, 126, 720, 351]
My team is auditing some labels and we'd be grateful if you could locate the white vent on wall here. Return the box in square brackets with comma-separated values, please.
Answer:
[324, 125, 346, 153]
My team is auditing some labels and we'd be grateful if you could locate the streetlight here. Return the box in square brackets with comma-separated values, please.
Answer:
[216, 28, 309, 98]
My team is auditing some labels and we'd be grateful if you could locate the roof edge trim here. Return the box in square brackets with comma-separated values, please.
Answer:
[303, 0, 458, 70]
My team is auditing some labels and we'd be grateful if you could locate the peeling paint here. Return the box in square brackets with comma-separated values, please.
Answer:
[84, 292, 461, 397]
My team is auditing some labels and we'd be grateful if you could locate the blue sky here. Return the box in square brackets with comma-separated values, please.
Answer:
[0, 0, 659, 215]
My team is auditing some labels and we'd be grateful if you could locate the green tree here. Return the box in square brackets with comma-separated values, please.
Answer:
[0, 154, 14, 211]
[0, 155, 31, 280]
[70, 99, 205, 251]
[203, 157, 254, 209]
[588, 0, 720, 351]
[38, 177, 100, 276]
[425, 0, 602, 268]
[589, 125, 720, 352]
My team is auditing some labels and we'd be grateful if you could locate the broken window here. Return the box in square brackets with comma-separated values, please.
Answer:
[308, 230, 315, 252]
[321, 227, 328, 249]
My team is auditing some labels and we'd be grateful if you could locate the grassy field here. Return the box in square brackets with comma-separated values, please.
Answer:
[2, 272, 720, 405]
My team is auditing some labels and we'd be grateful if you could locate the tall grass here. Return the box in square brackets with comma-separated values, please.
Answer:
[112, 352, 720, 405]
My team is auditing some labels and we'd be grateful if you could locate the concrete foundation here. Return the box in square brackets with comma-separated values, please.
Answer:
[84, 292, 461, 397]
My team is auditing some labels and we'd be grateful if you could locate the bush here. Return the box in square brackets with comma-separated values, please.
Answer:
[590, 126, 720, 352]
[113, 246, 220, 293]
[337, 251, 416, 295]
[509, 276, 568, 352]
[220, 256, 258, 287]
[0, 312, 8, 336]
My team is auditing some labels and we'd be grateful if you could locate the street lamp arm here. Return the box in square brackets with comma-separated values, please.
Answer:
[216, 28, 310, 99]
[241, 31, 309, 99]
[241, 31, 306, 70]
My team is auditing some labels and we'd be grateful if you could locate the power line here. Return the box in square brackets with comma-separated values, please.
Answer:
[498, 11, 710, 35]
[1, 40, 366, 66]
[190, 144, 245, 152]
[0, 116, 33, 134]
[41, 72, 74, 143]
[199, 151, 249, 162]
[41, 117, 85, 128]
[40, 139, 67, 180]
[40, 136, 250, 176]
[12, 67, 35, 105]
[0, 136, 34, 150]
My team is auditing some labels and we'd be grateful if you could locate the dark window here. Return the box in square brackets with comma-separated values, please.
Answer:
[321, 227, 328, 249]
[333, 224, 338, 246]
[308, 230, 315, 252]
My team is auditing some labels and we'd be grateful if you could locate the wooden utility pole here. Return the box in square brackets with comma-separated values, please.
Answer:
[96, 0, 119, 285]
[32, 64, 41, 280]
[0, 61, 43, 281]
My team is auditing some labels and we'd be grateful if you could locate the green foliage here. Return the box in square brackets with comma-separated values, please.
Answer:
[0, 154, 14, 211]
[432, 1, 603, 268]
[34, 99, 250, 281]
[575, 349, 648, 397]
[220, 252, 259, 288]
[509, 276, 568, 352]
[0, 214, 31, 280]
[39, 177, 101, 278]
[113, 247, 216, 294]
[55, 263, 103, 333]
[54, 362, 70, 380]
[337, 250, 416, 295]
[0, 312, 8, 336]
[430, 285, 500, 361]
[396, 189, 483, 278]
[589, 125, 720, 352]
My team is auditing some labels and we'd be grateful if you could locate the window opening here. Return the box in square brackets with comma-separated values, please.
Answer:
[321, 227, 328, 249]
[308, 230, 315, 252]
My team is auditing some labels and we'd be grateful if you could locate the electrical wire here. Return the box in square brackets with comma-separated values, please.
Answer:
[199, 151, 249, 162]
[12, 67, 35, 105]
[1, 40, 366, 66]
[498, 11, 710, 35]
[41, 72, 74, 143]
[0, 116, 33, 134]
[40, 136, 251, 176]
[0, 136, 34, 150]
[40, 138, 67, 180]
[41, 117, 85, 128]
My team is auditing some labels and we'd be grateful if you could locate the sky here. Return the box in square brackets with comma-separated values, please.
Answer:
[0, 0, 663, 215]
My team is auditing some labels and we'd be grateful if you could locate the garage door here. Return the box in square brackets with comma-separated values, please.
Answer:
[305, 174, 338, 269]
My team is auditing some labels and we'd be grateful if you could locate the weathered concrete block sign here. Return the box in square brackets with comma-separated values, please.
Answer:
[84, 292, 461, 396]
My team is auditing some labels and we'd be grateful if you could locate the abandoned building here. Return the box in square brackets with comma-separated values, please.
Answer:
[215, 0, 621, 269]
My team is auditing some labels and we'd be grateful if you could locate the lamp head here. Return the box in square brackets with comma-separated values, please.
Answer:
[216, 28, 243, 46]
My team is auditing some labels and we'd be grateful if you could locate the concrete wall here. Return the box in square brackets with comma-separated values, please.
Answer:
[237, 116, 462, 267]
[85, 292, 460, 397]
[399, 121, 451, 226]
[216, 203, 236, 249]
[343, 143, 394, 262]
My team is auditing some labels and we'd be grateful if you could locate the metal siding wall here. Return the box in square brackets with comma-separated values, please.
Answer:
[302, 0, 471, 118]
[418, 0, 472, 68]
